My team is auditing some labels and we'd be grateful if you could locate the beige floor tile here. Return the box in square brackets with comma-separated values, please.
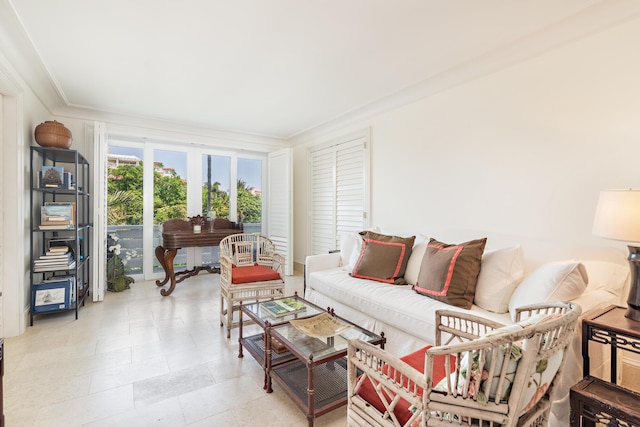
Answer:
[4, 272, 348, 426]
[85, 397, 185, 427]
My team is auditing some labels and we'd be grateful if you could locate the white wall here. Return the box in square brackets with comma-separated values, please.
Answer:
[0, 53, 51, 337]
[293, 15, 640, 265]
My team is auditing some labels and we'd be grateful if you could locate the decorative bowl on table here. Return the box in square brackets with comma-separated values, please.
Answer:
[289, 312, 353, 338]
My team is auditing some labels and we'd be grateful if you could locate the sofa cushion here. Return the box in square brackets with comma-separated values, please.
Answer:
[473, 245, 525, 313]
[508, 260, 587, 321]
[356, 345, 455, 426]
[581, 260, 629, 293]
[414, 238, 487, 309]
[352, 231, 415, 285]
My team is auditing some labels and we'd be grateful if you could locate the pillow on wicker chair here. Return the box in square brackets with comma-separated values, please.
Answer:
[356, 345, 455, 426]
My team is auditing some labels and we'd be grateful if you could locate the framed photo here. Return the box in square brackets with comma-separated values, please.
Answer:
[40, 166, 65, 188]
[32, 278, 73, 313]
[41, 202, 75, 224]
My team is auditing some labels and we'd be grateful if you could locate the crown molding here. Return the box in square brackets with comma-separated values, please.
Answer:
[54, 105, 289, 153]
[289, 0, 640, 145]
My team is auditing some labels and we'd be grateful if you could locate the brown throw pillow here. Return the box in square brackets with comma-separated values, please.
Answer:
[351, 231, 415, 285]
[414, 238, 487, 309]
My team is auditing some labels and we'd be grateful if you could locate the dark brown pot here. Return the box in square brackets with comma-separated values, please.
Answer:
[34, 120, 73, 149]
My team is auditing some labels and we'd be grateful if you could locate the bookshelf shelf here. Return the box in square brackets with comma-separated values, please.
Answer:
[29, 146, 93, 325]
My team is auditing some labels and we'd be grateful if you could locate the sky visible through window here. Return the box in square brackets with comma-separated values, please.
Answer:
[109, 145, 261, 191]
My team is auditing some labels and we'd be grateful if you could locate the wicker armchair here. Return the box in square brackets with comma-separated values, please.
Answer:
[347, 302, 581, 427]
[219, 233, 285, 338]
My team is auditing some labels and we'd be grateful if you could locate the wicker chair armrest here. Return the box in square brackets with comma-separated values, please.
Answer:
[348, 339, 426, 409]
[435, 310, 505, 346]
[219, 255, 233, 283]
[271, 253, 284, 275]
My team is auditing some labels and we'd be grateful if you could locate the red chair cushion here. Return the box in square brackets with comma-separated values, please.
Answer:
[356, 345, 455, 426]
[231, 264, 281, 284]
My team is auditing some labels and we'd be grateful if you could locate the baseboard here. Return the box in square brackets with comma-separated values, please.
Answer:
[294, 261, 304, 275]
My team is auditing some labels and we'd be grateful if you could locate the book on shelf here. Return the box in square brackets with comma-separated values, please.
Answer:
[39, 224, 74, 230]
[47, 237, 76, 258]
[262, 298, 306, 317]
[35, 252, 72, 263]
[43, 250, 70, 258]
[33, 260, 76, 273]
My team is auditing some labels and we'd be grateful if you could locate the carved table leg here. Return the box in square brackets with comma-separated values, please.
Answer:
[155, 246, 170, 286]
[159, 249, 178, 296]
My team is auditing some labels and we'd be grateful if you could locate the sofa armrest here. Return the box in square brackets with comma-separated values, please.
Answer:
[435, 310, 505, 346]
[304, 252, 342, 284]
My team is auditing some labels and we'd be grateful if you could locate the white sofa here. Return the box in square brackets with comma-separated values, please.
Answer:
[304, 229, 629, 426]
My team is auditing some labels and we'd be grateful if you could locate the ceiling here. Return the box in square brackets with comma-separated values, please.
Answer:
[6, 0, 638, 140]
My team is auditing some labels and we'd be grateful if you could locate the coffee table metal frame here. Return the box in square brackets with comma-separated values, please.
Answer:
[238, 293, 325, 390]
[268, 309, 385, 427]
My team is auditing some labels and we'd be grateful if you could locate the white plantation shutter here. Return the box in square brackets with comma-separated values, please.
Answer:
[336, 141, 365, 237]
[310, 149, 335, 255]
[309, 132, 369, 255]
[268, 148, 293, 275]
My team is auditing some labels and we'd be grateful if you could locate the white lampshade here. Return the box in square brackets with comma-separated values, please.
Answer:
[593, 190, 640, 243]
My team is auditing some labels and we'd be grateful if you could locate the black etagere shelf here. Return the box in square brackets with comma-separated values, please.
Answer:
[29, 146, 93, 325]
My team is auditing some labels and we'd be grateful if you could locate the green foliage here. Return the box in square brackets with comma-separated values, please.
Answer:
[154, 170, 186, 209]
[108, 162, 262, 225]
[237, 181, 262, 223]
[201, 181, 230, 219]
[107, 163, 144, 225]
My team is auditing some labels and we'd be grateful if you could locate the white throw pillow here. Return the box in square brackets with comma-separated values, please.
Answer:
[508, 260, 588, 322]
[339, 232, 361, 272]
[403, 234, 428, 286]
[474, 245, 525, 313]
[581, 260, 629, 294]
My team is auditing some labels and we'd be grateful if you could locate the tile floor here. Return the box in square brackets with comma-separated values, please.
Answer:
[5, 274, 347, 426]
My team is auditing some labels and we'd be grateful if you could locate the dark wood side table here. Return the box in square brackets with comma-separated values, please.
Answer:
[570, 305, 640, 426]
[154, 216, 242, 296]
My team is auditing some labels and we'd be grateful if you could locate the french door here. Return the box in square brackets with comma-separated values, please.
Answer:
[106, 140, 268, 281]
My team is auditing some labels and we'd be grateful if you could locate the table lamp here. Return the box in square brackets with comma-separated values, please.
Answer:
[593, 189, 640, 321]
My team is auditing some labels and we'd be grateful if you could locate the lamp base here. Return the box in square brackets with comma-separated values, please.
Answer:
[626, 246, 640, 322]
[626, 305, 640, 321]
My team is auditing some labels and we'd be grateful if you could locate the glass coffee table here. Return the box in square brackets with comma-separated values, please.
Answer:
[238, 294, 326, 390]
[268, 308, 385, 427]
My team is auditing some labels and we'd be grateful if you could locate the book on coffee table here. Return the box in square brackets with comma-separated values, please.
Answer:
[262, 298, 306, 317]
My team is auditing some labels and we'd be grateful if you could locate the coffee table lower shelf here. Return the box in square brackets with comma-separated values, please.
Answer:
[240, 333, 296, 389]
[270, 357, 348, 423]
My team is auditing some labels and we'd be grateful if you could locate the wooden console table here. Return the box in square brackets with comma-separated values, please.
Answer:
[155, 216, 242, 296]
[570, 305, 640, 426]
